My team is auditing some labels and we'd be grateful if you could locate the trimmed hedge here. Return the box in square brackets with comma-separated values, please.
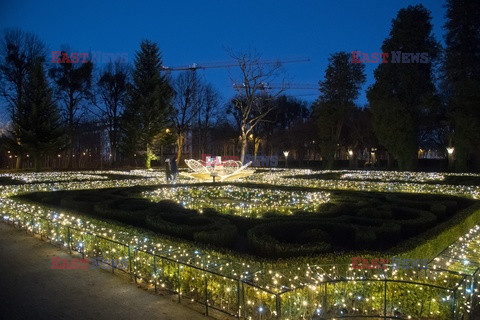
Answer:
[247, 221, 332, 258]
[394, 202, 480, 261]
[93, 198, 152, 225]
[193, 224, 238, 248]
[145, 201, 238, 248]
[357, 207, 393, 219]
[390, 206, 437, 236]
[60, 193, 119, 212]
[13, 185, 478, 259]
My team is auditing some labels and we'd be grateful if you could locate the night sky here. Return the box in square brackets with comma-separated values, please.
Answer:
[0, 0, 446, 116]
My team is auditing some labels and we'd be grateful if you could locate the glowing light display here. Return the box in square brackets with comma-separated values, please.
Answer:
[0, 169, 479, 319]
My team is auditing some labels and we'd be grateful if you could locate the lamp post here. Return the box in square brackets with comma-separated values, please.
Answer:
[447, 147, 454, 171]
[283, 151, 289, 168]
[348, 149, 356, 169]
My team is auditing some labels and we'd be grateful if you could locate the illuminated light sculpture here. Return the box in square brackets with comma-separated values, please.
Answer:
[182, 159, 255, 181]
[1, 170, 480, 318]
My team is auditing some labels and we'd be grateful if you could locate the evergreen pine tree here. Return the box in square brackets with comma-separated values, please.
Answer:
[313, 51, 365, 169]
[12, 58, 64, 171]
[444, 0, 480, 171]
[368, 5, 440, 170]
[121, 40, 173, 169]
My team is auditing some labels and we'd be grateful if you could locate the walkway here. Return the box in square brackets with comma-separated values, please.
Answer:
[0, 223, 210, 320]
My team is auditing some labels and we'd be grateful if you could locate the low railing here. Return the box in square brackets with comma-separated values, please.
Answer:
[1, 208, 478, 320]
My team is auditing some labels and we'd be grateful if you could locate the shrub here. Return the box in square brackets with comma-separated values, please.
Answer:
[318, 220, 357, 248]
[219, 213, 262, 235]
[193, 224, 238, 248]
[59, 192, 116, 212]
[391, 206, 437, 236]
[247, 222, 332, 258]
[14, 185, 477, 259]
[372, 222, 402, 247]
[93, 198, 152, 225]
[357, 207, 393, 219]
[295, 228, 331, 244]
[323, 203, 357, 216]
[429, 203, 447, 221]
[385, 194, 432, 211]
[145, 207, 237, 248]
[440, 200, 458, 215]
[393, 203, 480, 260]
[146, 213, 211, 239]
[354, 228, 377, 250]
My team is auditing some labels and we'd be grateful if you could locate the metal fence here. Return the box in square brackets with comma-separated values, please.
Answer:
[1, 208, 478, 320]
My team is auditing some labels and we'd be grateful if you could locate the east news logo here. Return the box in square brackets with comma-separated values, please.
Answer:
[51, 51, 128, 64]
[351, 51, 429, 64]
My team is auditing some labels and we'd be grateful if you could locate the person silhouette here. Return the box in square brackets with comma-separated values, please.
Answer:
[170, 156, 178, 182]
[165, 158, 172, 182]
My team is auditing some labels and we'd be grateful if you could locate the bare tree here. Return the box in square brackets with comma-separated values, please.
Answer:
[197, 83, 220, 157]
[49, 47, 93, 169]
[171, 71, 203, 164]
[0, 28, 46, 169]
[229, 50, 285, 163]
[94, 61, 129, 164]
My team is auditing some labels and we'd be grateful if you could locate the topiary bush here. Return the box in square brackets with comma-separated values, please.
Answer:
[193, 224, 238, 248]
[295, 228, 331, 244]
[371, 222, 402, 248]
[247, 221, 332, 258]
[145, 201, 238, 248]
[59, 192, 119, 212]
[354, 228, 377, 250]
[93, 198, 152, 225]
[14, 186, 478, 259]
[391, 206, 437, 236]
[357, 207, 393, 219]
[429, 203, 447, 221]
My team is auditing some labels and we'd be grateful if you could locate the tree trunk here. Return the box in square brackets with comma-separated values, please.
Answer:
[325, 154, 334, 170]
[349, 151, 357, 169]
[67, 132, 74, 169]
[176, 133, 184, 167]
[254, 138, 261, 163]
[387, 152, 395, 169]
[411, 152, 418, 171]
[240, 134, 247, 163]
[472, 149, 480, 172]
[111, 145, 117, 165]
[34, 153, 41, 172]
[15, 138, 22, 170]
[15, 155, 22, 170]
[145, 144, 152, 169]
[110, 128, 118, 165]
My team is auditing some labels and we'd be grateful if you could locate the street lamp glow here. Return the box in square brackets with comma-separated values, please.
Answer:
[348, 149, 354, 157]
[447, 147, 454, 155]
[283, 151, 289, 168]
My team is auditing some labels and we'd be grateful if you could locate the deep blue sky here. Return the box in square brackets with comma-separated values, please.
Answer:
[1, 0, 446, 116]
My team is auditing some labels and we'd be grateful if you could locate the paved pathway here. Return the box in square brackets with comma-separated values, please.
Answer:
[0, 223, 211, 320]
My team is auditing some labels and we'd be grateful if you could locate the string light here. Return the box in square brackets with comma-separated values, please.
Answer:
[0, 169, 479, 319]
[144, 185, 330, 217]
